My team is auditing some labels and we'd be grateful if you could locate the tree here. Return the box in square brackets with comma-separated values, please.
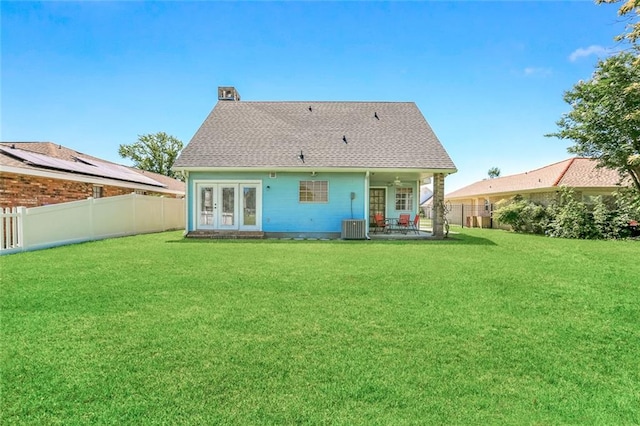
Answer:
[547, 52, 640, 191]
[597, 0, 640, 46]
[487, 167, 501, 179]
[119, 132, 183, 179]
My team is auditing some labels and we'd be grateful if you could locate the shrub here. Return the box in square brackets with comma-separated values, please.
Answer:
[547, 188, 598, 239]
[494, 187, 639, 239]
[612, 187, 640, 238]
[493, 196, 550, 234]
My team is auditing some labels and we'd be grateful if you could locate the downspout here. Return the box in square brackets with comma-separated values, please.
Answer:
[183, 171, 190, 236]
[365, 171, 371, 240]
[416, 179, 420, 215]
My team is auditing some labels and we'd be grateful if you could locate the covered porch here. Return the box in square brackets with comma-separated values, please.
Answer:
[366, 170, 448, 239]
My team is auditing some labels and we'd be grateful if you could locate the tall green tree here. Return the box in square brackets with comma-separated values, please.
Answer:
[487, 167, 501, 179]
[597, 0, 640, 46]
[548, 52, 640, 191]
[119, 132, 183, 179]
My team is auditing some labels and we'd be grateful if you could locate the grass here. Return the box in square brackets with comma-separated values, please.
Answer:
[1, 229, 639, 424]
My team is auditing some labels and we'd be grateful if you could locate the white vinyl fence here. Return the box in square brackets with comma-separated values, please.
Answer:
[1, 193, 185, 255]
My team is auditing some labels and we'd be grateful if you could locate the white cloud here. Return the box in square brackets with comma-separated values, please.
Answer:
[569, 45, 608, 62]
[523, 67, 552, 77]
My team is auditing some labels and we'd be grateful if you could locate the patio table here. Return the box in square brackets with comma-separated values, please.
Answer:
[385, 218, 407, 234]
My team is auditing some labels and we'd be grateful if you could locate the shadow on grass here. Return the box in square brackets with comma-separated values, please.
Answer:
[165, 232, 496, 246]
[441, 233, 497, 245]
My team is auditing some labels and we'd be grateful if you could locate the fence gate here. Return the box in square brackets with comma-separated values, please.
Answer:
[1, 207, 23, 252]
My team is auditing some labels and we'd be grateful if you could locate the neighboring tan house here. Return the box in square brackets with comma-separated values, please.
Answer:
[444, 157, 626, 228]
[0, 142, 185, 208]
[172, 87, 457, 238]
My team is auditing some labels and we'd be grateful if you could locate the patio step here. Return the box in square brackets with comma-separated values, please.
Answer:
[186, 230, 265, 239]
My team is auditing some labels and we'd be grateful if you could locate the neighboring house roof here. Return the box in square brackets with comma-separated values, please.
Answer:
[0, 142, 185, 194]
[174, 101, 456, 171]
[420, 186, 433, 205]
[446, 158, 624, 200]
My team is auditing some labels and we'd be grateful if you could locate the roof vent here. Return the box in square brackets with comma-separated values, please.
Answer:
[218, 86, 240, 101]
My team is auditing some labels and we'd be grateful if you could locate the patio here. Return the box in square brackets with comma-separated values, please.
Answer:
[368, 229, 436, 240]
[368, 219, 439, 240]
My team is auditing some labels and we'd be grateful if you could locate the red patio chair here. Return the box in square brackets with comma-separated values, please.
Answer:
[373, 213, 388, 234]
[397, 214, 410, 234]
[408, 214, 420, 234]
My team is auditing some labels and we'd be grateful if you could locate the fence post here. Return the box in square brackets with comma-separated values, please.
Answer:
[16, 206, 26, 251]
[161, 196, 166, 231]
[0, 208, 6, 250]
[87, 197, 95, 239]
[1, 208, 6, 249]
[132, 192, 137, 234]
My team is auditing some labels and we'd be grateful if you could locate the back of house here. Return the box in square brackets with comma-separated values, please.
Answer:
[173, 87, 456, 238]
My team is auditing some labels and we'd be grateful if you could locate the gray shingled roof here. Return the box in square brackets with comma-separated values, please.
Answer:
[174, 101, 456, 171]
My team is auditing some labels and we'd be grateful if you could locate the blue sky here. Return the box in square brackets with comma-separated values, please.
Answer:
[0, 1, 627, 191]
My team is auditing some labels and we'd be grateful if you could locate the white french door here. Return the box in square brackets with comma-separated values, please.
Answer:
[195, 182, 261, 231]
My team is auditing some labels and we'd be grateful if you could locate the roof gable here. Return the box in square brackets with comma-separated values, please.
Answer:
[174, 101, 456, 171]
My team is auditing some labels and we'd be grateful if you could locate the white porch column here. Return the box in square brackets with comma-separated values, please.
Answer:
[431, 173, 445, 238]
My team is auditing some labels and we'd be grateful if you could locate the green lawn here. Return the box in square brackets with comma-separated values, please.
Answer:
[1, 229, 639, 424]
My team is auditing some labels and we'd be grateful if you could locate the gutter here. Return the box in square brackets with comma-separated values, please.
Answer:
[365, 171, 371, 240]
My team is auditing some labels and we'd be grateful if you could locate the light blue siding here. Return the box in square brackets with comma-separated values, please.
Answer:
[369, 182, 420, 219]
[187, 171, 366, 232]
[264, 173, 365, 232]
[385, 184, 419, 218]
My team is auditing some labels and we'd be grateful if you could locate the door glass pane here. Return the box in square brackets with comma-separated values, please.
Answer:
[369, 188, 386, 224]
[221, 187, 235, 226]
[243, 187, 256, 226]
[200, 187, 214, 226]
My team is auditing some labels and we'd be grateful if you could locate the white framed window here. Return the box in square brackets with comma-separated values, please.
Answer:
[299, 181, 328, 203]
[395, 187, 413, 211]
[92, 185, 103, 199]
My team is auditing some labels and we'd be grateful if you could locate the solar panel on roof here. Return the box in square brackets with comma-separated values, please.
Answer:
[0, 147, 166, 187]
[75, 156, 165, 186]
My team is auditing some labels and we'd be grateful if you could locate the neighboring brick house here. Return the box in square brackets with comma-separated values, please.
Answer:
[0, 142, 185, 208]
[442, 158, 626, 228]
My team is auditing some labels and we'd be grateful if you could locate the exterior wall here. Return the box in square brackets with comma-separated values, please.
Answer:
[368, 182, 420, 219]
[187, 171, 367, 233]
[0, 171, 180, 209]
[387, 184, 419, 218]
[527, 192, 558, 206]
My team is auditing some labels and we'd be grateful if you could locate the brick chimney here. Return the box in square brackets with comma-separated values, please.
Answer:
[218, 86, 240, 101]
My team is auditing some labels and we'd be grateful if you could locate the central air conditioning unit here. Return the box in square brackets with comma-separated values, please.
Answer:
[341, 219, 366, 240]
